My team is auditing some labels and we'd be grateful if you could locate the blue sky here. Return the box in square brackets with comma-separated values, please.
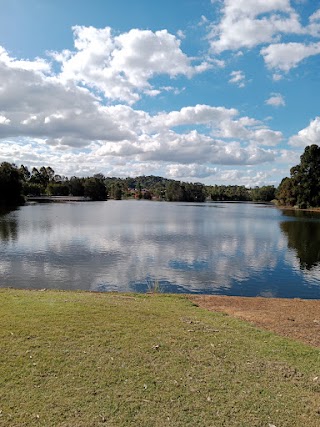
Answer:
[0, 0, 319, 186]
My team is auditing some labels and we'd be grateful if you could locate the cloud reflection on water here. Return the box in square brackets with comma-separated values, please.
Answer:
[0, 201, 319, 298]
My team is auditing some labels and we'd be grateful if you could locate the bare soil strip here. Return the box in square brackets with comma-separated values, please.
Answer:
[189, 295, 320, 348]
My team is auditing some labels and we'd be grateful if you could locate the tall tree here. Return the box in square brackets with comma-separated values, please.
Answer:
[19, 165, 31, 182]
[276, 177, 296, 207]
[0, 162, 24, 205]
[69, 177, 85, 196]
[291, 145, 320, 208]
[277, 145, 320, 208]
[84, 178, 107, 201]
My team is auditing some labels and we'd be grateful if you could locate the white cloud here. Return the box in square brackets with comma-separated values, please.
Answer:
[0, 27, 289, 184]
[52, 26, 211, 104]
[213, 117, 283, 146]
[199, 15, 209, 26]
[278, 149, 301, 165]
[265, 93, 286, 107]
[96, 129, 276, 166]
[0, 115, 10, 125]
[148, 106, 283, 147]
[166, 163, 217, 179]
[0, 46, 51, 74]
[0, 47, 281, 172]
[207, 0, 320, 76]
[272, 73, 283, 81]
[216, 168, 279, 187]
[250, 128, 283, 146]
[176, 30, 186, 39]
[209, 0, 303, 53]
[0, 53, 136, 146]
[307, 8, 320, 37]
[309, 9, 320, 22]
[289, 117, 320, 147]
[0, 51, 281, 167]
[150, 104, 238, 130]
[261, 42, 320, 71]
[228, 70, 246, 87]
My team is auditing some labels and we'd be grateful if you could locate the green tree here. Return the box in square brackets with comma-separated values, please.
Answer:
[47, 183, 69, 196]
[19, 165, 31, 182]
[277, 144, 320, 208]
[69, 177, 85, 196]
[291, 145, 320, 208]
[0, 162, 24, 205]
[165, 181, 185, 201]
[276, 177, 296, 206]
[107, 181, 123, 199]
[251, 185, 276, 202]
[84, 178, 107, 201]
[22, 182, 42, 196]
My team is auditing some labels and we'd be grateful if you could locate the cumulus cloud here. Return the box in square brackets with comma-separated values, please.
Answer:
[261, 42, 320, 71]
[289, 117, 320, 147]
[216, 168, 279, 187]
[96, 129, 276, 166]
[147, 106, 283, 147]
[265, 93, 286, 107]
[0, 54, 135, 145]
[0, 115, 10, 125]
[228, 70, 246, 87]
[213, 117, 283, 146]
[0, 48, 282, 165]
[51, 26, 211, 104]
[207, 1, 320, 75]
[308, 8, 320, 37]
[0, 21, 291, 183]
[150, 104, 238, 129]
[166, 163, 218, 179]
[209, 0, 303, 53]
[0, 44, 281, 174]
[272, 73, 283, 81]
[0, 46, 51, 74]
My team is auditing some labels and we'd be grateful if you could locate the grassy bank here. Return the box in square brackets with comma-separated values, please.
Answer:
[0, 289, 319, 426]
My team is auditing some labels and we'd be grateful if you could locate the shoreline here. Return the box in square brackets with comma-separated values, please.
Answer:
[275, 204, 320, 213]
[1, 288, 319, 347]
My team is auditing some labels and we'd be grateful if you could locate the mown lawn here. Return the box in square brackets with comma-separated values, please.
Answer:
[0, 289, 319, 426]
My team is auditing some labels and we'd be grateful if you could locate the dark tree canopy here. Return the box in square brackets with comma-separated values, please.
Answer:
[251, 186, 276, 202]
[276, 144, 320, 208]
[83, 178, 107, 201]
[0, 162, 24, 205]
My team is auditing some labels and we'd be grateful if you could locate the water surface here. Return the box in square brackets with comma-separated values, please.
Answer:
[0, 201, 319, 298]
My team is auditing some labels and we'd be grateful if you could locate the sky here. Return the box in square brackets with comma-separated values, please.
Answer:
[0, 0, 319, 187]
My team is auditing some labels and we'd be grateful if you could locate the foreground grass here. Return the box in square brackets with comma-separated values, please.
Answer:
[0, 289, 319, 427]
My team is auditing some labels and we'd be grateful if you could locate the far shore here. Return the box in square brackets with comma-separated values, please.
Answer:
[25, 195, 320, 212]
[276, 205, 320, 213]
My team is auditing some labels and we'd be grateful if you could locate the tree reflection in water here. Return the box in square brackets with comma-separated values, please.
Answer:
[280, 210, 320, 270]
[0, 207, 18, 242]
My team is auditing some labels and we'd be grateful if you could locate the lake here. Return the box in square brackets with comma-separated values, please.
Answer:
[0, 200, 320, 298]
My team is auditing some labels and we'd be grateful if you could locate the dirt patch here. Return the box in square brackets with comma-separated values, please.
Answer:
[189, 295, 320, 348]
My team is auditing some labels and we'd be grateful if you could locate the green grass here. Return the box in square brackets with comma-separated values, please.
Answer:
[0, 289, 319, 427]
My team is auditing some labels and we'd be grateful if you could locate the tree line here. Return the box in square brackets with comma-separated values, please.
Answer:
[1, 144, 319, 207]
[0, 164, 208, 204]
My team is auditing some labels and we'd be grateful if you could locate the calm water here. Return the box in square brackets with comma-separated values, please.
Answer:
[0, 201, 320, 298]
